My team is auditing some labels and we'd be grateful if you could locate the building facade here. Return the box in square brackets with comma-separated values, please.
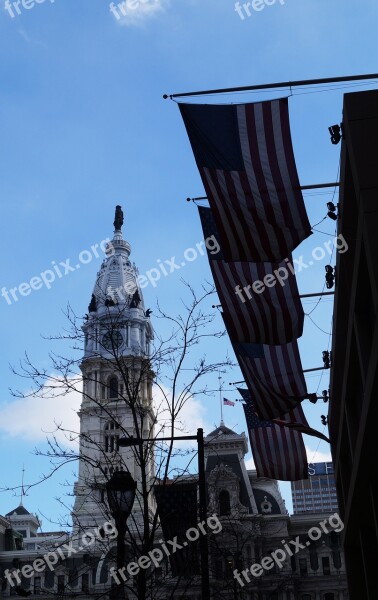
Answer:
[291, 463, 339, 515]
[203, 423, 348, 600]
[329, 89, 378, 600]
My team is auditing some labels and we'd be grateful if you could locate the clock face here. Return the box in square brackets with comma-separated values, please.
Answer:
[102, 331, 123, 351]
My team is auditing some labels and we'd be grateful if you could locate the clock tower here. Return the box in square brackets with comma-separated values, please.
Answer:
[72, 206, 154, 532]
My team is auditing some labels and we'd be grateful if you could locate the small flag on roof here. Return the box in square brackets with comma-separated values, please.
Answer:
[223, 398, 235, 406]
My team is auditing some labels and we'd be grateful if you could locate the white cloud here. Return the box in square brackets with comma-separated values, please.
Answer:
[152, 384, 210, 447]
[245, 456, 255, 470]
[0, 378, 211, 453]
[0, 379, 81, 446]
[305, 445, 332, 463]
[110, 0, 169, 27]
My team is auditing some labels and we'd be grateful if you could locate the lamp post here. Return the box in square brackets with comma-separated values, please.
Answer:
[226, 552, 242, 600]
[106, 469, 137, 597]
[118, 428, 210, 600]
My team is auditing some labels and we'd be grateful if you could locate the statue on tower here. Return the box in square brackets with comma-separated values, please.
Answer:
[114, 205, 124, 231]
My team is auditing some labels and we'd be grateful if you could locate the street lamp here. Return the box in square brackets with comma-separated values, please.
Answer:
[227, 553, 242, 599]
[106, 469, 137, 594]
[106, 469, 137, 522]
[118, 429, 210, 600]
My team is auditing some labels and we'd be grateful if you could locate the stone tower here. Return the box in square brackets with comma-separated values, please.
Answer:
[72, 206, 154, 533]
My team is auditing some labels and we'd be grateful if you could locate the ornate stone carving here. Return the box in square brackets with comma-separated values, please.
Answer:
[261, 495, 272, 514]
[208, 463, 249, 517]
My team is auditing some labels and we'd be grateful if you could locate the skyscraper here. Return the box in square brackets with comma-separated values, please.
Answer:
[291, 462, 339, 514]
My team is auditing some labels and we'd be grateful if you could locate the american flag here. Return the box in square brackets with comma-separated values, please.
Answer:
[154, 483, 199, 576]
[242, 397, 308, 481]
[274, 412, 330, 443]
[198, 206, 304, 345]
[179, 100, 312, 263]
[223, 398, 235, 406]
[240, 388, 329, 442]
[234, 341, 307, 420]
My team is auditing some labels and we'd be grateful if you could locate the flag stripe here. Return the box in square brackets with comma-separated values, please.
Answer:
[243, 400, 308, 481]
[179, 99, 312, 262]
[274, 402, 330, 443]
[198, 206, 304, 346]
[224, 398, 235, 406]
[235, 342, 307, 419]
[244, 103, 288, 256]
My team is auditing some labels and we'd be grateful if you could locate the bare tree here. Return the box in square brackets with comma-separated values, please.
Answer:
[5, 282, 233, 600]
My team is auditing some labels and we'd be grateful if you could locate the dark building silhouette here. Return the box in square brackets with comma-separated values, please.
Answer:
[329, 89, 378, 600]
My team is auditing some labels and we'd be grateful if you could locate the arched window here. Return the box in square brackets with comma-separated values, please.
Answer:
[219, 490, 231, 516]
[322, 556, 331, 575]
[104, 422, 119, 453]
[109, 377, 118, 399]
[268, 550, 277, 573]
[299, 557, 308, 575]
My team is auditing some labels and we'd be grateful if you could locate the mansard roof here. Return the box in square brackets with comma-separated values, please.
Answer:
[206, 423, 238, 437]
[5, 504, 31, 517]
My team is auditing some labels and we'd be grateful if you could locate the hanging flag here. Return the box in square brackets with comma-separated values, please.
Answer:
[180, 99, 311, 263]
[223, 398, 235, 406]
[154, 483, 199, 576]
[240, 388, 329, 444]
[242, 398, 308, 481]
[198, 206, 304, 345]
[233, 342, 264, 359]
[234, 341, 307, 420]
[273, 413, 330, 443]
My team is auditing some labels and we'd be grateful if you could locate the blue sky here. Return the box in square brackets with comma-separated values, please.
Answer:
[0, 0, 377, 526]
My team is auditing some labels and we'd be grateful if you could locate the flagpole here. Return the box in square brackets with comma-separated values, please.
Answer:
[20, 465, 25, 506]
[219, 371, 224, 425]
[186, 183, 340, 202]
[163, 73, 378, 99]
